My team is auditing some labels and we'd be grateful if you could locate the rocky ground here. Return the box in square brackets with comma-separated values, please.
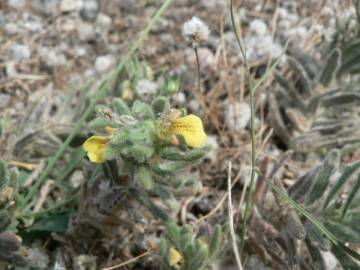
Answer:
[0, 0, 357, 269]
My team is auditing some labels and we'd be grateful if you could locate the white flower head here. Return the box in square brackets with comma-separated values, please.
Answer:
[182, 16, 210, 47]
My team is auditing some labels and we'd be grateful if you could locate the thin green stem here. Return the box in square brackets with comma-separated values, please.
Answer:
[230, 0, 257, 255]
[17, 191, 79, 218]
[18, 0, 174, 212]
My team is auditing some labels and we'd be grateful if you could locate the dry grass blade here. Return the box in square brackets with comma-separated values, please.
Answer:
[101, 250, 151, 270]
[228, 161, 244, 270]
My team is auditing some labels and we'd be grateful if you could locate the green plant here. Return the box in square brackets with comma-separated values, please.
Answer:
[80, 72, 209, 221]
[159, 222, 226, 270]
[0, 161, 27, 267]
[268, 3, 360, 154]
[256, 150, 360, 269]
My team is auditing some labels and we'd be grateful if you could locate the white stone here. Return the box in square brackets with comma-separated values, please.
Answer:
[75, 46, 87, 57]
[9, 0, 26, 9]
[78, 23, 96, 41]
[4, 23, 19, 35]
[201, 0, 226, 9]
[320, 251, 340, 270]
[9, 44, 31, 61]
[27, 247, 49, 268]
[188, 99, 200, 112]
[249, 19, 268, 36]
[69, 170, 83, 188]
[60, 0, 83, 12]
[205, 135, 218, 162]
[226, 101, 251, 131]
[24, 20, 43, 32]
[96, 13, 112, 31]
[0, 94, 11, 109]
[40, 47, 67, 66]
[95, 54, 115, 74]
[135, 79, 158, 101]
[172, 92, 186, 105]
[81, 0, 98, 20]
[6, 61, 17, 78]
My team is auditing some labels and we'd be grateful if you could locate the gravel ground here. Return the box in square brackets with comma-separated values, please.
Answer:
[0, 0, 357, 269]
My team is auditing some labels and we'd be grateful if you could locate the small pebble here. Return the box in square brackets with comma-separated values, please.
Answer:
[321, 251, 339, 270]
[80, 0, 99, 20]
[9, 0, 26, 9]
[78, 23, 96, 41]
[74, 46, 87, 57]
[9, 44, 31, 62]
[40, 47, 67, 67]
[172, 92, 186, 105]
[4, 23, 19, 36]
[96, 13, 112, 31]
[226, 101, 251, 131]
[27, 247, 49, 269]
[6, 62, 17, 77]
[249, 19, 268, 36]
[95, 54, 115, 74]
[188, 99, 200, 112]
[60, 0, 83, 13]
[135, 79, 158, 101]
[205, 135, 219, 162]
[0, 94, 11, 110]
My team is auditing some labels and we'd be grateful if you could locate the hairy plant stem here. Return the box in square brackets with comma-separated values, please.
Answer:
[194, 46, 201, 93]
[17, 0, 175, 212]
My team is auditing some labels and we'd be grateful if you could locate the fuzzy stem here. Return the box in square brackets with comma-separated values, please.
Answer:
[194, 46, 201, 93]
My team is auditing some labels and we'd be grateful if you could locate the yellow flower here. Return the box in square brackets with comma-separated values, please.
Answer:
[169, 114, 207, 148]
[83, 135, 109, 163]
[168, 247, 183, 267]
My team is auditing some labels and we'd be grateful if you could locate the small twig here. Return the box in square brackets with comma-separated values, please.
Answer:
[33, 180, 54, 212]
[101, 250, 151, 270]
[228, 161, 244, 270]
[195, 177, 239, 224]
[11, 73, 48, 80]
[9, 160, 37, 171]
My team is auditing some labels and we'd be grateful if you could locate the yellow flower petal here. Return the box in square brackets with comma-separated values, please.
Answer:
[168, 247, 183, 266]
[83, 136, 108, 163]
[170, 114, 207, 148]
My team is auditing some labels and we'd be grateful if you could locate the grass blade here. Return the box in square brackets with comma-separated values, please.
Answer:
[320, 49, 341, 87]
[270, 182, 360, 262]
[324, 160, 360, 209]
[305, 149, 339, 205]
[342, 173, 360, 218]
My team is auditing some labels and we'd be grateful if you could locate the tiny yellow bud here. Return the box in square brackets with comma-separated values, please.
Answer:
[121, 80, 134, 101]
[82, 136, 108, 163]
[168, 247, 183, 267]
[105, 126, 117, 135]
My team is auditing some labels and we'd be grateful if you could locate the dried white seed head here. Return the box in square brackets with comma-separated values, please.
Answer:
[182, 16, 210, 47]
